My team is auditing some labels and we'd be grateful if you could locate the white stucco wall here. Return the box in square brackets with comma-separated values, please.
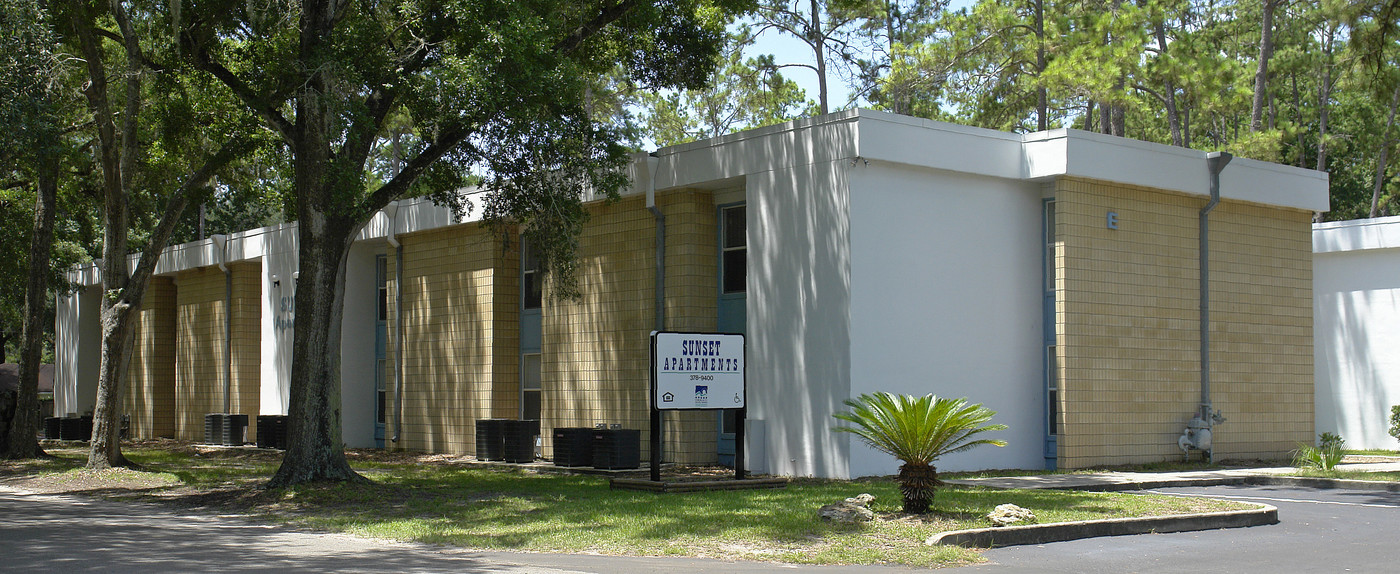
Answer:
[745, 161, 853, 479]
[846, 163, 1045, 476]
[340, 240, 384, 448]
[1314, 216, 1400, 449]
[53, 287, 100, 417]
[258, 224, 298, 416]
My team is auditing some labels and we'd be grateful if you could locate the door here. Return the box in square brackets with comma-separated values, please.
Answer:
[717, 203, 746, 465]
[521, 241, 542, 421]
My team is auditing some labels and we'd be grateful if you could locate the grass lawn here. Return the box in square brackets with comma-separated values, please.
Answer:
[1290, 469, 1400, 482]
[1344, 449, 1400, 457]
[2, 442, 1252, 568]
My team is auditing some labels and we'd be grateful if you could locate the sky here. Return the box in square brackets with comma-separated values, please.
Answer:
[740, 0, 978, 110]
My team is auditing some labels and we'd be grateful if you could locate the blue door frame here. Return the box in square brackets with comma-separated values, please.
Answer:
[374, 255, 387, 448]
[1042, 198, 1057, 469]
[717, 202, 745, 466]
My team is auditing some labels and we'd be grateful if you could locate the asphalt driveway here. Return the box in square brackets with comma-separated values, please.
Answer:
[969, 483, 1400, 573]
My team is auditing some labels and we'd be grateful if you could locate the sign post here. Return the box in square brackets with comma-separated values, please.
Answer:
[650, 331, 746, 481]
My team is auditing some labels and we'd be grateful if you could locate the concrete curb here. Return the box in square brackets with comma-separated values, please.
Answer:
[927, 503, 1278, 548]
[1246, 475, 1400, 493]
[930, 470, 1400, 548]
[950, 475, 1400, 494]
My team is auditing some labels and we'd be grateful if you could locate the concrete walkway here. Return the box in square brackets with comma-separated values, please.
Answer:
[945, 461, 1400, 492]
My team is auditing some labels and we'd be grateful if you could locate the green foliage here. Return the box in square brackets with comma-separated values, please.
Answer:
[1318, 432, 1346, 451]
[833, 392, 1006, 513]
[1293, 443, 1345, 471]
[743, 0, 1400, 220]
[639, 26, 816, 147]
[1389, 405, 1400, 444]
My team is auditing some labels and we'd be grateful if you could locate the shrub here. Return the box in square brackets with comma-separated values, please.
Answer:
[1390, 406, 1400, 444]
[1318, 432, 1346, 451]
[1293, 443, 1344, 471]
[832, 393, 1006, 514]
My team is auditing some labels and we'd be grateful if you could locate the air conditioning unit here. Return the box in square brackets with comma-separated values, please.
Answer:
[592, 428, 640, 470]
[502, 419, 540, 463]
[553, 428, 594, 467]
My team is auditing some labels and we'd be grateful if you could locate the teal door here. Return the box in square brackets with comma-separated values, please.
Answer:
[717, 204, 745, 466]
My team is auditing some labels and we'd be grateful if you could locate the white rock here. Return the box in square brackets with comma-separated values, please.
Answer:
[987, 503, 1036, 527]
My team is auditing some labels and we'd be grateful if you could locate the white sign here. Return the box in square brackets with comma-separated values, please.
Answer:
[652, 332, 745, 410]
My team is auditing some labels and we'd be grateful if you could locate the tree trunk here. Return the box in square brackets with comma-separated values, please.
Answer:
[87, 302, 136, 469]
[1292, 73, 1305, 167]
[267, 221, 363, 486]
[1111, 98, 1125, 137]
[1251, 0, 1275, 133]
[4, 148, 59, 460]
[1155, 20, 1182, 146]
[896, 462, 937, 513]
[1371, 85, 1400, 218]
[1035, 0, 1047, 131]
[811, 0, 829, 115]
[267, 11, 365, 485]
[1182, 93, 1192, 148]
[1315, 26, 1335, 172]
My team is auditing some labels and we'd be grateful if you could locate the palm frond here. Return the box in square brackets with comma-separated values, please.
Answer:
[833, 392, 1007, 467]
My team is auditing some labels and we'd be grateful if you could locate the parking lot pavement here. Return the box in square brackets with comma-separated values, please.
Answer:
[966, 484, 1400, 573]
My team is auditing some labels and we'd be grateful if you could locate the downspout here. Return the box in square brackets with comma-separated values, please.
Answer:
[646, 154, 665, 332]
[211, 234, 231, 414]
[1192, 152, 1232, 461]
[383, 202, 405, 443]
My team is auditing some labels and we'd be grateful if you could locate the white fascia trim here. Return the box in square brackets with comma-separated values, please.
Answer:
[1314, 215, 1400, 254]
[1023, 128, 1329, 212]
[640, 108, 1327, 214]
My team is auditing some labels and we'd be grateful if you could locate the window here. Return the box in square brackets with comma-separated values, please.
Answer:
[1043, 200, 1056, 292]
[1046, 346, 1058, 436]
[376, 256, 388, 321]
[522, 353, 541, 421]
[376, 358, 387, 425]
[522, 242, 542, 309]
[721, 205, 746, 294]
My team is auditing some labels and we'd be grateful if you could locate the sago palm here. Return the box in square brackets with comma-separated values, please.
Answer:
[833, 392, 1007, 514]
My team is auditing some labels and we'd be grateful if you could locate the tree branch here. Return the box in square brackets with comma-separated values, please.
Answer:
[188, 45, 295, 145]
[554, 0, 644, 55]
[127, 137, 254, 297]
[361, 120, 477, 215]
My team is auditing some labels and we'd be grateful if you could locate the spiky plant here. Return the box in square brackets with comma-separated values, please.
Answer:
[833, 393, 1007, 514]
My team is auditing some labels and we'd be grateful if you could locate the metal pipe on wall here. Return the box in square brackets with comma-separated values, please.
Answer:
[383, 202, 405, 444]
[1199, 151, 1232, 422]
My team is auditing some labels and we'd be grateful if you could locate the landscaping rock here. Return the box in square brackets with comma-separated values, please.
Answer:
[819, 493, 876, 523]
[987, 503, 1035, 527]
[845, 493, 875, 507]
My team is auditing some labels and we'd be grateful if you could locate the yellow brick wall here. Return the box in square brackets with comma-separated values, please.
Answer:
[658, 190, 721, 464]
[124, 276, 177, 438]
[174, 262, 262, 443]
[543, 190, 719, 464]
[1053, 177, 1312, 467]
[386, 190, 721, 463]
[1205, 201, 1314, 459]
[387, 225, 516, 454]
